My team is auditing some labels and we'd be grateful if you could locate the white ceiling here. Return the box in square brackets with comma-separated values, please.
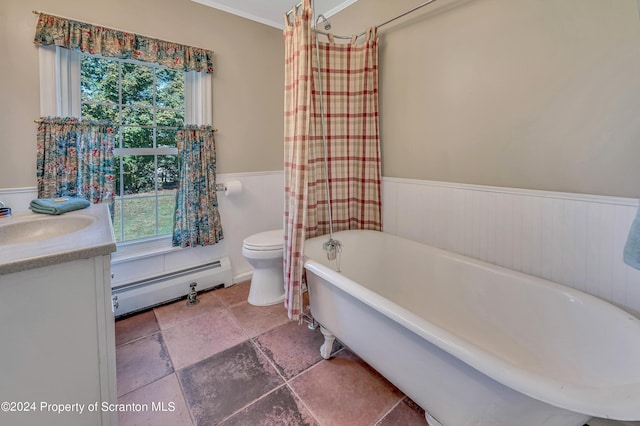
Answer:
[192, 0, 358, 30]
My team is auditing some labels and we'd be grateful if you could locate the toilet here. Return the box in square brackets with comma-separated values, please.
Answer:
[242, 229, 285, 306]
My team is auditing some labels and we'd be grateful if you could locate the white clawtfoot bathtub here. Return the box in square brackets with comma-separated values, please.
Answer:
[303, 230, 640, 426]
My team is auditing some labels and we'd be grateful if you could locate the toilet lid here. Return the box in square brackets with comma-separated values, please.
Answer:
[243, 229, 283, 251]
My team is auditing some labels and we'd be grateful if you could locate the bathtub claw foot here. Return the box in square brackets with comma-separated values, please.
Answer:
[319, 326, 335, 359]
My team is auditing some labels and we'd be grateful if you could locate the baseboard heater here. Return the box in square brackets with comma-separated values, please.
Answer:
[112, 256, 232, 318]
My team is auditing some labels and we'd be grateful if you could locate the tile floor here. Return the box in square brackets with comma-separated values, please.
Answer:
[115, 280, 428, 426]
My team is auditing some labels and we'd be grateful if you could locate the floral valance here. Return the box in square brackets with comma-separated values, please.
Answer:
[33, 13, 214, 73]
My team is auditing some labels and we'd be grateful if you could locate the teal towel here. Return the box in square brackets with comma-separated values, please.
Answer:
[624, 205, 640, 270]
[29, 197, 91, 215]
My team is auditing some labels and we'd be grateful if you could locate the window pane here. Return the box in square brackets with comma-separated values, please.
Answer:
[158, 194, 176, 236]
[122, 126, 153, 149]
[113, 198, 123, 243]
[157, 155, 179, 190]
[81, 56, 119, 103]
[122, 196, 156, 241]
[81, 103, 119, 122]
[157, 129, 177, 148]
[114, 156, 122, 196]
[156, 109, 184, 127]
[156, 68, 184, 108]
[122, 106, 154, 126]
[122, 155, 156, 194]
[121, 62, 153, 106]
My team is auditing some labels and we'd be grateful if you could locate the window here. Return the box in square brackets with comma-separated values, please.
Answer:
[80, 55, 185, 243]
[38, 45, 211, 248]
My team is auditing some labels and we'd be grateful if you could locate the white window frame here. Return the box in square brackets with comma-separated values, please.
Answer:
[38, 46, 212, 254]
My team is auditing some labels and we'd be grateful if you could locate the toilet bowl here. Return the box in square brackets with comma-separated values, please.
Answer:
[242, 229, 285, 306]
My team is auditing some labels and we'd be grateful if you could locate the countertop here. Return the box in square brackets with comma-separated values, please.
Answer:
[0, 203, 116, 275]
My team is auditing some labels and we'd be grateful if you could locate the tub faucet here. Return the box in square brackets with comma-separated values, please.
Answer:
[0, 201, 10, 218]
[323, 238, 342, 261]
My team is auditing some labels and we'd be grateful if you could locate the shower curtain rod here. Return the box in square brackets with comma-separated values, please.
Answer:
[286, 0, 438, 39]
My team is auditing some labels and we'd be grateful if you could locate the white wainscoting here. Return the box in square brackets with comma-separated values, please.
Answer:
[0, 170, 284, 285]
[0, 187, 37, 213]
[111, 170, 283, 286]
[382, 177, 640, 317]
[5, 175, 640, 318]
[215, 170, 283, 282]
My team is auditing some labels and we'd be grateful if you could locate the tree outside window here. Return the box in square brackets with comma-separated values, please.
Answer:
[81, 55, 185, 243]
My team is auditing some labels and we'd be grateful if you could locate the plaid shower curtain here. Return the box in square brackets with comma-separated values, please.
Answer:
[283, 0, 382, 320]
[315, 28, 382, 232]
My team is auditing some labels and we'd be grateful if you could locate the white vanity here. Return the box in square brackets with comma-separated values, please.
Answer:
[0, 204, 117, 426]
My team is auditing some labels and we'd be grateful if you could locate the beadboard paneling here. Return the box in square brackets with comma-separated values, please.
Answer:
[383, 177, 640, 317]
[1, 170, 284, 283]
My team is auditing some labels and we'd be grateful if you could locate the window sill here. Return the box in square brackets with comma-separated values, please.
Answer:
[111, 236, 181, 264]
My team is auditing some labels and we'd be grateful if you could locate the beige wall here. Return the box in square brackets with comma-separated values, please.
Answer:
[4, 0, 640, 198]
[329, 0, 640, 198]
[0, 0, 284, 189]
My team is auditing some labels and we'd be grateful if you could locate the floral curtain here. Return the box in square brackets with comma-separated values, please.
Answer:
[283, 1, 382, 320]
[33, 12, 213, 73]
[172, 125, 223, 248]
[36, 117, 115, 210]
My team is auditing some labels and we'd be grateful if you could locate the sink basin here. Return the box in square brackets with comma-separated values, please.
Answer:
[0, 215, 97, 244]
[0, 204, 115, 276]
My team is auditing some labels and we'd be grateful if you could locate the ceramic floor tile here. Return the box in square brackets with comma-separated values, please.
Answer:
[216, 281, 251, 307]
[254, 321, 326, 379]
[154, 289, 223, 330]
[118, 373, 193, 426]
[229, 301, 291, 338]
[289, 350, 403, 426]
[163, 308, 249, 370]
[116, 333, 173, 397]
[115, 309, 160, 347]
[378, 398, 428, 426]
[118, 295, 425, 426]
[178, 341, 284, 425]
[220, 385, 318, 426]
